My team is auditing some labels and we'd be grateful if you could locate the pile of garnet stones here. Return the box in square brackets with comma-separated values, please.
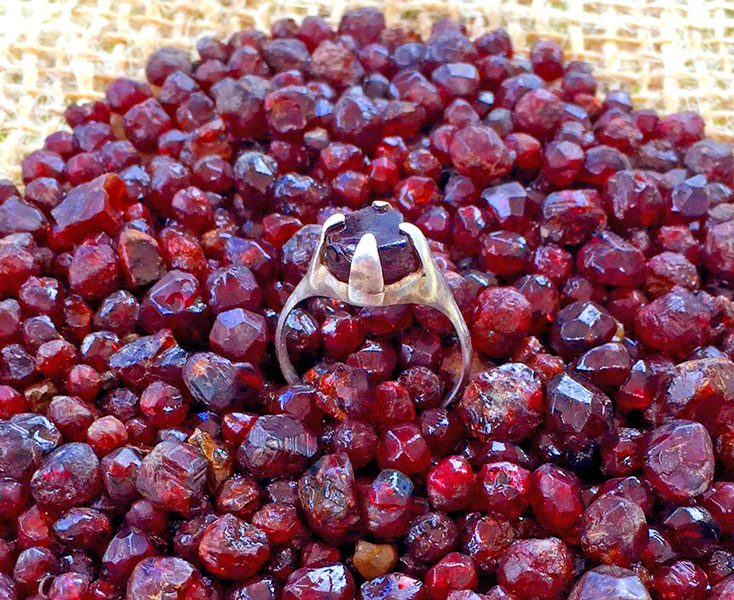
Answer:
[2, 7, 734, 600]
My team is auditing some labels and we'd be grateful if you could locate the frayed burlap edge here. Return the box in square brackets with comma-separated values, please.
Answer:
[1, 0, 734, 182]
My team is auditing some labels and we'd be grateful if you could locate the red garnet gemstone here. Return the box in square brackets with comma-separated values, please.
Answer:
[282, 563, 356, 600]
[322, 203, 419, 284]
[568, 566, 651, 600]
[643, 420, 715, 503]
[497, 538, 572, 600]
[2, 10, 734, 597]
[298, 453, 360, 545]
[127, 556, 213, 600]
[459, 363, 543, 443]
[197, 513, 271, 579]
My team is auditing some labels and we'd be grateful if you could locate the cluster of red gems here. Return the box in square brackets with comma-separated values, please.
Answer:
[1, 6, 734, 600]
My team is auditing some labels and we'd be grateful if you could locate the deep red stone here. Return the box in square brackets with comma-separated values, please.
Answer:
[323, 204, 419, 284]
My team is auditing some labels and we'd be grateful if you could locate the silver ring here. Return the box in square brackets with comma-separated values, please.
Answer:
[275, 200, 473, 408]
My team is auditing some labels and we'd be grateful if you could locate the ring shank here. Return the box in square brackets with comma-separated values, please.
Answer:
[274, 273, 472, 408]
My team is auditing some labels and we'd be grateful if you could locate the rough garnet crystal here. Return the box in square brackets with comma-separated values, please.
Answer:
[459, 363, 543, 443]
[127, 556, 212, 600]
[283, 563, 356, 600]
[299, 453, 360, 544]
[238, 415, 318, 479]
[135, 440, 208, 514]
[643, 420, 715, 503]
[497, 538, 572, 600]
[3, 10, 734, 598]
[322, 203, 420, 284]
[197, 513, 271, 579]
[568, 566, 651, 600]
[30, 443, 100, 510]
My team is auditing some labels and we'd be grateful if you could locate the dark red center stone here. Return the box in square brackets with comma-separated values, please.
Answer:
[322, 205, 420, 284]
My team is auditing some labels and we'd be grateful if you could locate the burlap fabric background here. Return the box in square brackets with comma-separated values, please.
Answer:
[1, 0, 734, 182]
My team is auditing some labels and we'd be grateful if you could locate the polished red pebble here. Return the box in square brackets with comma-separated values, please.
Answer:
[2, 9, 734, 599]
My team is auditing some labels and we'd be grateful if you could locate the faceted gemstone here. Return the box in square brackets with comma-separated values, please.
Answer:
[663, 506, 720, 559]
[449, 125, 512, 185]
[209, 308, 268, 363]
[13, 547, 60, 594]
[650, 357, 734, 426]
[282, 564, 356, 600]
[545, 371, 615, 452]
[577, 231, 647, 288]
[461, 513, 516, 575]
[139, 270, 210, 345]
[140, 381, 188, 428]
[184, 351, 261, 413]
[51, 175, 125, 249]
[126, 557, 212, 600]
[322, 312, 366, 359]
[405, 511, 459, 564]
[513, 88, 563, 138]
[574, 342, 632, 389]
[377, 424, 432, 475]
[299, 453, 360, 545]
[459, 363, 543, 443]
[30, 443, 101, 510]
[567, 566, 651, 600]
[322, 204, 419, 285]
[135, 440, 208, 514]
[645, 252, 699, 297]
[542, 141, 584, 187]
[497, 538, 572, 600]
[238, 415, 318, 479]
[102, 526, 155, 583]
[644, 420, 714, 503]
[347, 340, 398, 384]
[480, 231, 531, 276]
[581, 494, 647, 566]
[101, 446, 144, 505]
[550, 301, 617, 359]
[331, 420, 378, 469]
[600, 429, 645, 477]
[702, 220, 734, 280]
[108, 328, 177, 389]
[197, 513, 270, 579]
[0, 196, 47, 235]
[216, 474, 261, 519]
[10, 413, 61, 456]
[702, 482, 734, 536]
[604, 170, 664, 228]
[540, 189, 607, 246]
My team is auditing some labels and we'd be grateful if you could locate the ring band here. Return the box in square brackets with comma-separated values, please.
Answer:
[275, 201, 473, 408]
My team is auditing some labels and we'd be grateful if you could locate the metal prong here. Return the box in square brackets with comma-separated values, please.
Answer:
[321, 212, 346, 235]
[371, 200, 393, 211]
[348, 233, 384, 304]
[398, 222, 440, 293]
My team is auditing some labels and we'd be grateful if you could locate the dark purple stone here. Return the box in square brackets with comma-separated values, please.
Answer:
[322, 204, 420, 284]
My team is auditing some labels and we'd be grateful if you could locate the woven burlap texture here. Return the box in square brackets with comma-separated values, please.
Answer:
[1, 0, 734, 182]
